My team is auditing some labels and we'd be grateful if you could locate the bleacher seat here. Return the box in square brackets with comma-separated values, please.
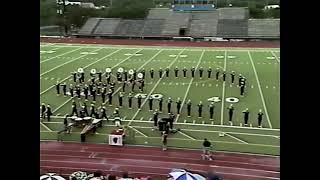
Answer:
[93, 18, 121, 35]
[114, 20, 145, 36]
[248, 19, 280, 38]
[217, 19, 248, 37]
[142, 19, 165, 36]
[78, 18, 101, 35]
[188, 11, 219, 37]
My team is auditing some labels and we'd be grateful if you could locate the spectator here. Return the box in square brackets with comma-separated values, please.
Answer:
[107, 174, 116, 180]
[162, 131, 168, 151]
[202, 138, 213, 160]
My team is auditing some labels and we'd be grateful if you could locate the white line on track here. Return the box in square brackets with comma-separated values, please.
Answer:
[40, 48, 102, 77]
[40, 47, 83, 64]
[220, 51, 227, 125]
[40, 48, 123, 95]
[248, 51, 273, 128]
[127, 49, 186, 126]
[175, 50, 205, 123]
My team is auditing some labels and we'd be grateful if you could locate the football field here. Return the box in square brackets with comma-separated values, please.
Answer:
[40, 43, 280, 155]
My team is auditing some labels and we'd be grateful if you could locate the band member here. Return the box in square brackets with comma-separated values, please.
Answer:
[257, 109, 264, 128]
[91, 87, 96, 102]
[167, 97, 172, 114]
[122, 82, 126, 92]
[100, 106, 108, 120]
[76, 85, 81, 99]
[242, 108, 249, 126]
[71, 103, 78, 116]
[46, 104, 52, 121]
[183, 67, 187, 78]
[61, 83, 66, 97]
[209, 102, 215, 120]
[141, 68, 146, 79]
[148, 96, 153, 111]
[191, 67, 195, 78]
[90, 103, 96, 117]
[227, 104, 234, 125]
[137, 95, 142, 110]
[199, 67, 204, 79]
[198, 101, 203, 118]
[231, 71, 235, 84]
[69, 84, 74, 97]
[106, 73, 111, 84]
[83, 85, 89, 100]
[222, 71, 226, 82]
[150, 68, 154, 79]
[165, 67, 170, 77]
[124, 70, 128, 81]
[41, 103, 46, 119]
[55, 81, 60, 95]
[159, 68, 163, 78]
[97, 70, 102, 82]
[153, 109, 159, 129]
[207, 67, 212, 78]
[176, 98, 182, 114]
[133, 68, 137, 80]
[116, 72, 122, 82]
[186, 99, 192, 117]
[128, 93, 133, 109]
[215, 68, 220, 80]
[107, 89, 113, 106]
[240, 84, 245, 97]
[83, 102, 89, 116]
[72, 72, 77, 82]
[174, 66, 179, 78]
[159, 97, 163, 112]
[118, 92, 124, 107]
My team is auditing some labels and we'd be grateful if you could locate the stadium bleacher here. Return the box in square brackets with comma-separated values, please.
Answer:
[93, 18, 121, 35]
[77, 7, 279, 39]
[172, 4, 215, 11]
[248, 19, 280, 38]
[217, 19, 248, 38]
[142, 19, 166, 37]
[114, 19, 145, 36]
[78, 18, 101, 35]
[188, 11, 219, 37]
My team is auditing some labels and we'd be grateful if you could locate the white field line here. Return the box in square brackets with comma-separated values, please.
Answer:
[129, 126, 148, 137]
[175, 50, 205, 123]
[40, 130, 279, 148]
[225, 133, 249, 144]
[220, 51, 227, 125]
[40, 122, 52, 132]
[178, 131, 196, 140]
[48, 115, 280, 131]
[271, 51, 280, 63]
[40, 48, 103, 77]
[127, 49, 186, 126]
[40, 48, 122, 95]
[45, 44, 279, 52]
[248, 51, 273, 129]
[40, 47, 83, 64]
[52, 49, 145, 113]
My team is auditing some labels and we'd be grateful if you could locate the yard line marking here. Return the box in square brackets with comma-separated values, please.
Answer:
[184, 120, 187, 123]
[251, 85, 254, 88]
[49, 115, 280, 131]
[271, 51, 280, 63]
[179, 131, 196, 140]
[211, 121, 214, 125]
[129, 126, 148, 137]
[40, 47, 83, 64]
[140, 117, 143, 121]
[248, 51, 273, 129]
[40, 48, 102, 77]
[127, 49, 186, 127]
[40, 48, 123, 95]
[216, 84, 218, 87]
[225, 133, 249, 144]
[40, 122, 52, 132]
[220, 51, 227, 125]
[202, 121, 205, 124]
[193, 120, 195, 124]
[175, 50, 205, 123]
[52, 98, 73, 114]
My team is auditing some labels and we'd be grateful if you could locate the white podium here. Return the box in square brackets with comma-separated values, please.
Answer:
[109, 135, 123, 146]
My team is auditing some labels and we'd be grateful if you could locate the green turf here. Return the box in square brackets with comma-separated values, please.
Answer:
[40, 43, 280, 155]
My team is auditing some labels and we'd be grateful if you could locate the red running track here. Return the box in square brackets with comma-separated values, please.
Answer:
[40, 141, 279, 180]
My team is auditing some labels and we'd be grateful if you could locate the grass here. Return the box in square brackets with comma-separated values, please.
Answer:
[40, 43, 280, 155]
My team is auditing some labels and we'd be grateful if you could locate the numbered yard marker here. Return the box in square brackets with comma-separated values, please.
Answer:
[225, 97, 239, 103]
[208, 97, 221, 103]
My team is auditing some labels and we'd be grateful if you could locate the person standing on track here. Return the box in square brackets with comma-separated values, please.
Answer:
[128, 93, 133, 109]
[176, 98, 182, 114]
[186, 99, 192, 117]
[207, 67, 212, 78]
[183, 67, 187, 78]
[198, 101, 203, 118]
[167, 97, 172, 114]
[227, 104, 234, 125]
[202, 138, 213, 160]
[242, 108, 249, 126]
[257, 109, 264, 128]
[162, 131, 168, 151]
